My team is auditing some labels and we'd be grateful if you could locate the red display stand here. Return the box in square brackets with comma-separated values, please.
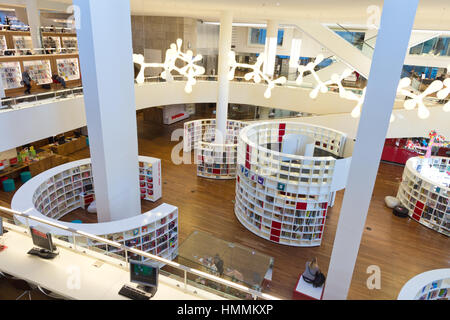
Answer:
[292, 274, 325, 300]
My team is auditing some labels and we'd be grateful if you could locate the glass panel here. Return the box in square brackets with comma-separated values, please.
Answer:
[177, 230, 273, 292]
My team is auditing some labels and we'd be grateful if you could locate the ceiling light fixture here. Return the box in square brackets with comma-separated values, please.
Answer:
[228, 51, 286, 99]
[133, 39, 205, 94]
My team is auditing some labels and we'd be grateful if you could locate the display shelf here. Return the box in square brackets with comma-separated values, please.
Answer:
[56, 57, 80, 81]
[61, 37, 78, 49]
[12, 35, 32, 49]
[42, 36, 62, 52]
[0, 35, 7, 53]
[138, 157, 162, 202]
[31, 156, 162, 219]
[398, 269, 450, 300]
[235, 122, 352, 247]
[0, 61, 22, 89]
[12, 157, 174, 265]
[184, 119, 247, 180]
[23, 60, 53, 85]
[397, 156, 449, 236]
[415, 278, 450, 300]
[88, 209, 178, 268]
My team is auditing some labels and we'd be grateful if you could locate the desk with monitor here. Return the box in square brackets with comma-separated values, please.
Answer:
[0, 222, 225, 300]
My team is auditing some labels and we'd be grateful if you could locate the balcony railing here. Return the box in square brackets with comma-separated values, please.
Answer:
[0, 74, 447, 115]
[0, 206, 279, 300]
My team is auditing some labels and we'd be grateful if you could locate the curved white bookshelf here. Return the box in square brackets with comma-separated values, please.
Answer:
[184, 119, 247, 179]
[398, 269, 450, 300]
[234, 121, 353, 247]
[11, 157, 177, 265]
[397, 156, 449, 236]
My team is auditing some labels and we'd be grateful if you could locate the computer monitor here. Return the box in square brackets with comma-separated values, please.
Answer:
[30, 226, 55, 252]
[130, 260, 159, 295]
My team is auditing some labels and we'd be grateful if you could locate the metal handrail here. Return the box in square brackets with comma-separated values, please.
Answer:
[335, 23, 375, 51]
[1, 74, 446, 113]
[0, 86, 84, 111]
[0, 206, 279, 300]
[0, 47, 78, 56]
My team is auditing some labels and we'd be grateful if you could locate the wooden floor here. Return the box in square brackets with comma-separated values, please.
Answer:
[0, 113, 449, 300]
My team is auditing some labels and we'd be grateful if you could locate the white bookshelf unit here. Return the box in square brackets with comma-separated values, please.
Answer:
[184, 119, 247, 179]
[235, 122, 353, 247]
[81, 204, 178, 266]
[398, 269, 450, 300]
[397, 156, 449, 236]
[11, 157, 175, 265]
[139, 156, 162, 202]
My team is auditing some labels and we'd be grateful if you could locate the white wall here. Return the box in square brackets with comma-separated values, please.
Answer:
[0, 97, 86, 152]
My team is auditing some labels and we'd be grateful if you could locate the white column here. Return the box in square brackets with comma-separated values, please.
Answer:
[26, 0, 42, 49]
[216, 11, 233, 144]
[73, 0, 141, 222]
[263, 20, 278, 77]
[323, 0, 419, 300]
[288, 29, 302, 80]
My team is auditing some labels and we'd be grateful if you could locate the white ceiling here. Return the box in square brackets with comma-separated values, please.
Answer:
[2, 0, 450, 31]
[129, 0, 450, 30]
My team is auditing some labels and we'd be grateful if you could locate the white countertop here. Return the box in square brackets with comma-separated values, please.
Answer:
[0, 225, 225, 300]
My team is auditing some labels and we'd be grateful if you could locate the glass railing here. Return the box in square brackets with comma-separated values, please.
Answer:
[0, 47, 78, 56]
[40, 26, 77, 34]
[0, 87, 84, 112]
[409, 36, 450, 57]
[330, 23, 376, 59]
[1, 74, 447, 115]
[0, 206, 279, 300]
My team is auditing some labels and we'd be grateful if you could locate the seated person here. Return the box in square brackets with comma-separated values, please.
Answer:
[213, 254, 224, 276]
[302, 257, 326, 288]
[52, 74, 67, 89]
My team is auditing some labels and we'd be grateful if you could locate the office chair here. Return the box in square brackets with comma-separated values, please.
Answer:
[37, 286, 67, 300]
[8, 278, 33, 300]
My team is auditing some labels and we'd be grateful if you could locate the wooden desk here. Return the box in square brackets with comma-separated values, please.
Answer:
[0, 152, 69, 179]
[49, 136, 87, 156]
[0, 223, 225, 300]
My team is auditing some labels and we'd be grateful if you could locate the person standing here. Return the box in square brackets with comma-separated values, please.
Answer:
[21, 71, 32, 94]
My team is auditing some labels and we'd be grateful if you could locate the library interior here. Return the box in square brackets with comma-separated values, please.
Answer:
[0, 0, 449, 301]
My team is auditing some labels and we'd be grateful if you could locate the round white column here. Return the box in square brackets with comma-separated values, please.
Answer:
[263, 20, 278, 77]
[216, 11, 233, 144]
[26, 0, 42, 49]
[288, 29, 302, 81]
